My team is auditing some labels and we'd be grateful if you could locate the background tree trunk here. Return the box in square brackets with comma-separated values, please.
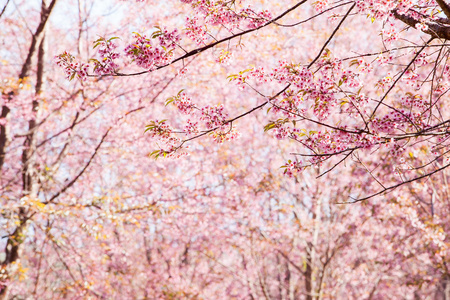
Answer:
[0, 1, 55, 298]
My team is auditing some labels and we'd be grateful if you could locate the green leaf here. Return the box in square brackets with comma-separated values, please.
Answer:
[165, 97, 175, 106]
[227, 74, 238, 82]
[239, 68, 253, 74]
[152, 29, 163, 39]
[150, 151, 160, 160]
[263, 122, 276, 132]
[357, 87, 363, 94]
[149, 150, 160, 156]
[349, 59, 359, 67]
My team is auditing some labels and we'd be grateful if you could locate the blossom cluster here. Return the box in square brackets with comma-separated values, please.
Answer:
[355, 0, 420, 19]
[166, 91, 195, 114]
[157, 27, 181, 49]
[185, 17, 208, 45]
[182, 1, 273, 44]
[216, 50, 233, 65]
[91, 37, 120, 75]
[281, 160, 304, 178]
[229, 42, 444, 178]
[240, 7, 272, 29]
[55, 52, 89, 81]
[342, 94, 369, 118]
[200, 104, 228, 129]
[146, 89, 240, 156]
[211, 127, 240, 144]
[124, 29, 179, 70]
[144, 120, 186, 159]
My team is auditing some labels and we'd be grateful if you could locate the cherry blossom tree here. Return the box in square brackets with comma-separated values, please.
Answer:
[0, 0, 448, 299]
[56, 0, 450, 200]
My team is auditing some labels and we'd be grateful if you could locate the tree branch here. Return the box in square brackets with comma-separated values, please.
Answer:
[19, 0, 58, 80]
[436, 0, 450, 19]
[393, 9, 450, 40]
[309, 2, 355, 67]
[44, 127, 111, 204]
[346, 161, 450, 203]
[0, 0, 10, 20]
[97, 1, 308, 77]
